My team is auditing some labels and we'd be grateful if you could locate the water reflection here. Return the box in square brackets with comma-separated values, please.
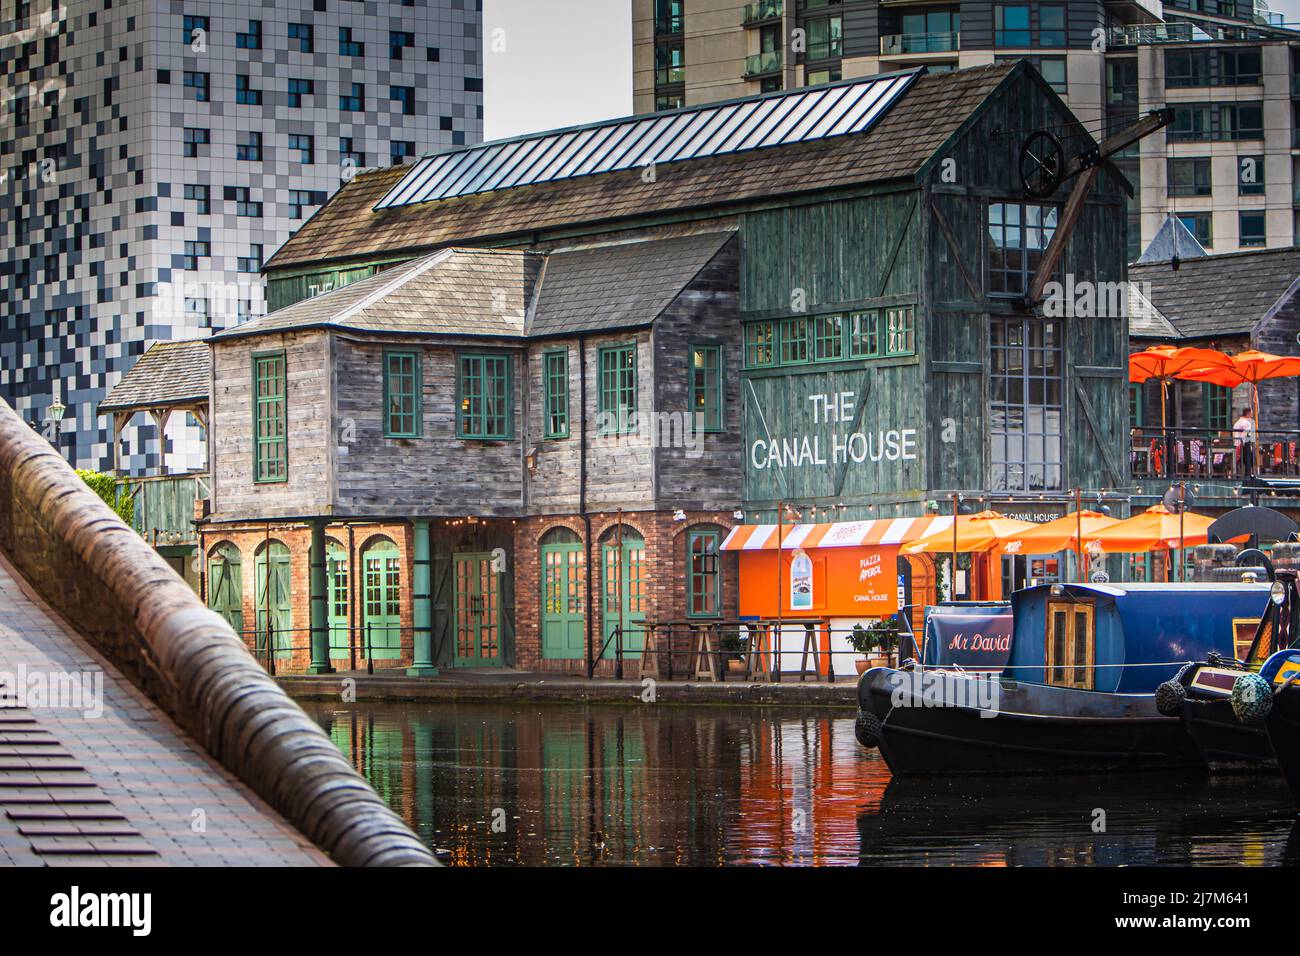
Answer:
[304, 701, 1300, 866]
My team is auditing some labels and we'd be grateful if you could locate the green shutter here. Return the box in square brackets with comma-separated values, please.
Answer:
[543, 349, 569, 439]
[253, 352, 287, 483]
[689, 344, 723, 433]
[383, 349, 422, 438]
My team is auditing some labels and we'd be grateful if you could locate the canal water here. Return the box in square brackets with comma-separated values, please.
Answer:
[304, 701, 1300, 866]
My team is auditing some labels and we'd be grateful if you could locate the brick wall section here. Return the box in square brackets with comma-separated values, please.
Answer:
[515, 509, 739, 675]
[201, 521, 415, 672]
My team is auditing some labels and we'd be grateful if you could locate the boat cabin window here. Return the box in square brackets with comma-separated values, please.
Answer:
[1046, 601, 1095, 690]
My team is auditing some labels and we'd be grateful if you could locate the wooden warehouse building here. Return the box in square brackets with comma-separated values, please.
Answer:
[185, 61, 1134, 675]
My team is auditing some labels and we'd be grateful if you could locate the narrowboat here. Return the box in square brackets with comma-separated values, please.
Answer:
[855, 581, 1270, 775]
[1156, 570, 1299, 771]
[1258, 648, 1300, 802]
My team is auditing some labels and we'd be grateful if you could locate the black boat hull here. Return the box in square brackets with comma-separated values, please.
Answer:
[1180, 697, 1276, 770]
[1265, 684, 1300, 802]
[858, 667, 1203, 775]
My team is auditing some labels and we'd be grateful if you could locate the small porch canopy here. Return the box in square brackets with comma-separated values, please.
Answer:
[97, 339, 212, 474]
[721, 515, 954, 551]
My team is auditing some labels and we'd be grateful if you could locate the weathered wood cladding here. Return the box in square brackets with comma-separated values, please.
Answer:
[738, 66, 1131, 516]
[210, 330, 331, 520]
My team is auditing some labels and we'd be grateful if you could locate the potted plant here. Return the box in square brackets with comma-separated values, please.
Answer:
[847, 619, 900, 674]
[847, 623, 874, 675]
[719, 629, 748, 675]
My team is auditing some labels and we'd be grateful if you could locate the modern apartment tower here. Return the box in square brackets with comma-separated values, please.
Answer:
[633, 0, 1300, 258]
[0, 0, 483, 471]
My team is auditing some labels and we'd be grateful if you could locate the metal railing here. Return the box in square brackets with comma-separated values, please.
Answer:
[1130, 425, 1300, 480]
[1107, 22, 1199, 47]
[743, 0, 783, 25]
[744, 50, 783, 77]
[235, 623, 412, 677]
[879, 31, 959, 55]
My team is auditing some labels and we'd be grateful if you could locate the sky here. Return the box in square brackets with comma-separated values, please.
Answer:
[483, 0, 633, 141]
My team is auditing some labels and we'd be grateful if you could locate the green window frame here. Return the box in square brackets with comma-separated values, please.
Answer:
[848, 310, 880, 358]
[779, 317, 809, 365]
[689, 344, 723, 433]
[383, 349, 421, 438]
[598, 343, 637, 435]
[812, 314, 843, 362]
[745, 320, 775, 368]
[457, 352, 512, 439]
[253, 351, 287, 483]
[544, 349, 569, 439]
[885, 306, 916, 356]
[1204, 383, 1231, 430]
[686, 528, 722, 618]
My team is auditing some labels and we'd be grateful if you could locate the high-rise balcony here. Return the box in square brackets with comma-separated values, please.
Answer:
[744, 50, 783, 78]
[743, 0, 783, 26]
[880, 31, 960, 55]
[655, 13, 684, 35]
[1107, 22, 1198, 47]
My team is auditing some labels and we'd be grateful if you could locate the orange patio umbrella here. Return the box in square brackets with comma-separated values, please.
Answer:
[1080, 503, 1214, 553]
[1179, 349, 1300, 474]
[1128, 345, 1238, 435]
[902, 510, 1036, 556]
[1003, 510, 1120, 581]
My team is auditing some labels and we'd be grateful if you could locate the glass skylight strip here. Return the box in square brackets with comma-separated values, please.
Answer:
[373, 69, 922, 210]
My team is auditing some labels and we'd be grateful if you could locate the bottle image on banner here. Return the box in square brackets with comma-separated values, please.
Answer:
[790, 550, 813, 611]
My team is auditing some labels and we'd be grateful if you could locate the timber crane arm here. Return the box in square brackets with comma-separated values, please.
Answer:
[1022, 107, 1174, 309]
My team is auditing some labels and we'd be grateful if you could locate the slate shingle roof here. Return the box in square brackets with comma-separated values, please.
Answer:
[264, 63, 1018, 272]
[1128, 247, 1300, 340]
[98, 340, 211, 413]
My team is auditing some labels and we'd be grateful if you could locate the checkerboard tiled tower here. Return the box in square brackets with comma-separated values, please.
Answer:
[0, 0, 483, 472]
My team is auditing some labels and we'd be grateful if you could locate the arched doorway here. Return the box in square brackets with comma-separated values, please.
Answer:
[255, 540, 292, 659]
[540, 527, 585, 660]
[207, 542, 243, 635]
[361, 537, 401, 660]
[327, 540, 349, 658]
[601, 526, 645, 660]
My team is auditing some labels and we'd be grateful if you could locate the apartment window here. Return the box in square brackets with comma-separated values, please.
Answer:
[806, 66, 842, 85]
[288, 189, 325, 219]
[390, 30, 414, 59]
[287, 78, 314, 108]
[183, 127, 209, 157]
[1038, 4, 1065, 46]
[340, 137, 365, 168]
[238, 245, 263, 273]
[288, 23, 313, 52]
[656, 0, 684, 34]
[1000, 55, 1066, 94]
[339, 27, 364, 57]
[227, 186, 262, 217]
[1239, 155, 1265, 196]
[689, 345, 723, 432]
[288, 134, 314, 164]
[183, 71, 209, 102]
[655, 43, 685, 86]
[1170, 103, 1212, 141]
[1221, 103, 1263, 140]
[384, 351, 422, 438]
[885, 307, 916, 356]
[1240, 211, 1266, 247]
[389, 85, 416, 116]
[686, 528, 722, 619]
[848, 311, 880, 358]
[744, 321, 775, 368]
[804, 15, 842, 60]
[779, 317, 810, 365]
[458, 354, 512, 439]
[235, 20, 261, 50]
[808, 314, 841, 362]
[184, 183, 210, 214]
[1220, 48, 1262, 85]
[1178, 212, 1213, 247]
[390, 140, 414, 165]
[254, 353, 288, 483]
[182, 14, 208, 45]
[185, 295, 209, 326]
[994, 4, 1030, 46]
[181, 240, 209, 270]
[656, 93, 685, 110]
[988, 201, 1058, 296]
[991, 316, 1062, 492]
[543, 350, 569, 439]
[598, 345, 637, 435]
[236, 131, 262, 161]
[1166, 50, 1210, 88]
[235, 75, 262, 106]
[1167, 157, 1212, 197]
[340, 84, 364, 112]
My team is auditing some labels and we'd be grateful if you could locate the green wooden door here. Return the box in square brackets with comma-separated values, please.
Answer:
[454, 552, 501, 667]
[541, 538, 585, 660]
[327, 542, 350, 657]
[601, 533, 646, 660]
[363, 540, 402, 660]
[255, 542, 292, 659]
[207, 545, 244, 636]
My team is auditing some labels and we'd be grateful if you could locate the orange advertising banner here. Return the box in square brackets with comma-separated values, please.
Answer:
[738, 546, 900, 618]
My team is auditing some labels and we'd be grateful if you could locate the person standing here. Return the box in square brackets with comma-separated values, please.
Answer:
[1234, 407, 1256, 477]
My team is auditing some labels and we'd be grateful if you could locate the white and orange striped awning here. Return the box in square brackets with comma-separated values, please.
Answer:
[720, 516, 955, 551]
